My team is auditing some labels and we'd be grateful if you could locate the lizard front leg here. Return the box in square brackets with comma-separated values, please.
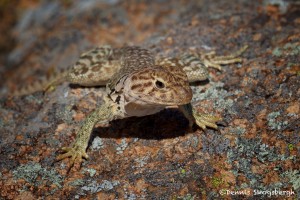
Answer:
[178, 46, 247, 130]
[56, 100, 115, 169]
[178, 103, 221, 130]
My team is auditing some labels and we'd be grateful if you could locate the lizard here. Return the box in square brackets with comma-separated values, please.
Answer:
[12, 45, 247, 169]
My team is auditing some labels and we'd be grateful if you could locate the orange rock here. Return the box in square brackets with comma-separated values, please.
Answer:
[286, 102, 299, 114]
[253, 33, 262, 41]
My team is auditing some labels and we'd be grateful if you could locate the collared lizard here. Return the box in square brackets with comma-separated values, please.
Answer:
[13, 45, 247, 169]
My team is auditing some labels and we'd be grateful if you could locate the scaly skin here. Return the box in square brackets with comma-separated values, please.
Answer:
[14, 45, 247, 170]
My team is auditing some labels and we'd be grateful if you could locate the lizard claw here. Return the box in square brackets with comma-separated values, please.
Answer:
[56, 145, 89, 169]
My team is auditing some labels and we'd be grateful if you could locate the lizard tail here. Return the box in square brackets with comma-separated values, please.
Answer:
[11, 68, 69, 97]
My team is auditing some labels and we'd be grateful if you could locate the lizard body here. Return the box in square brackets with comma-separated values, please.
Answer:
[13, 45, 247, 169]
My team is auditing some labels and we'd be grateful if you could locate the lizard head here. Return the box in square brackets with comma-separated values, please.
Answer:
[124, 64, 192, 106]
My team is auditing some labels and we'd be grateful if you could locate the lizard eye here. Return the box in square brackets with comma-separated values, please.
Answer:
[155, 80, 165, 89]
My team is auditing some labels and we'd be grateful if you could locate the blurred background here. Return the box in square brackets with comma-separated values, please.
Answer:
[0, 0, 298, 95]
[0, 0, 190, 94]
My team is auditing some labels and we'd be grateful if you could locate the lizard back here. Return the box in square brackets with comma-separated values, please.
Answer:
[107, 46, 155, 92]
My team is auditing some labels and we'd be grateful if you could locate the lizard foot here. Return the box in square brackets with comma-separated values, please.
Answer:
[201, 45, 248, 70]
[192, 111, 222, 130]
[178, 104, 222, 131]
[56, 145, 89, 169]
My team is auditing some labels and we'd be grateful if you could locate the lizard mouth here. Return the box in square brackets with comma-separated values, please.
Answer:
[126, 89, 192, 106]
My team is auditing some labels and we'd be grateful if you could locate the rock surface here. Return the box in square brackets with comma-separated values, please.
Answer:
[0, 0, 299, 199]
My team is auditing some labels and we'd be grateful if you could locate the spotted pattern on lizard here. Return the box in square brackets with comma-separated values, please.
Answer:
[12, 45, 247, 170]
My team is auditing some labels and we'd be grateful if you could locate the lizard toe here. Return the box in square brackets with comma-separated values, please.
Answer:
[56, 146, 88, 168]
